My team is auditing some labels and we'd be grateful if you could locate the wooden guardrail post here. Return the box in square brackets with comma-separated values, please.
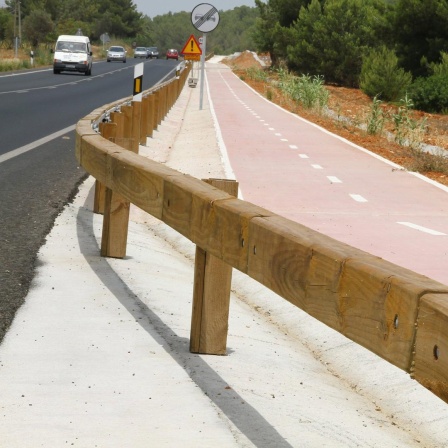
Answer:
[154, 89, 162, 130]
[94, 121, 116, 214]
[131, 100, 141, 153]
[120, 104, 134, 151]
[140, 96, 150, 145]
[147, 94, 156, 137]
[162, 86, 169, 120]
[190, 179, 239, 355]
[100, 102, 139, 258]
[101, 188, 130, 258]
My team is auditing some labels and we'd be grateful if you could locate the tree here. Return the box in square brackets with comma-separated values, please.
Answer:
[268, 0, 314, 27]
[207, 6, 258, 54]
[95, 0, 142, 38]
[360, 46, 412, 101]
[287, 0, 390, 86]
[392, 0, 448, 78]
[0, 8, 13, 42]
[22, 9, 53, 46]
[252, 0, 280, 65]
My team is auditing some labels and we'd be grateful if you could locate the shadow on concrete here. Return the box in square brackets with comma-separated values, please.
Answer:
[76, 188, 292, 448]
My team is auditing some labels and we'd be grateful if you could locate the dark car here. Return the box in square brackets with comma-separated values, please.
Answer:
[106, 46, 126, 63]
[134, 47, 148, 59]
[166, 49, 179, 60]
[146, 47, 159, 59]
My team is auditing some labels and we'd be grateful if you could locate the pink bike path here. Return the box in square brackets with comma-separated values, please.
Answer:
[206, 63, 448, 285]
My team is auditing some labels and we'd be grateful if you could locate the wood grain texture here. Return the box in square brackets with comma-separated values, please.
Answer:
[247, 215, 448, 371]
[414, 293, 448, 403]
[101, 187, 130, 259]
[107, 151, 171, 220]
[131, 101, 141, 153]
[147, 94, 155, 137]
[190, 179, 238, 355]
[94, 122, 117, 214]
[120, 105, 134, 151]
[192, 197, 273, 273]
[140, 96, 149, 145]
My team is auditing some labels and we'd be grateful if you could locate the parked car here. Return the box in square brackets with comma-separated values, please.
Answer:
[166, 49, 179, 60]
[146, 47, 159, 59]
[134, 47, 148, 58]
[107, 46, 126, 63]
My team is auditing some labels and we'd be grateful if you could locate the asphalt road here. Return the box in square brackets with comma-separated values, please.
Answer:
[0, 58, 179, 342]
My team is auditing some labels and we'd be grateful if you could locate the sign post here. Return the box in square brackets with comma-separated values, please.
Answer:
[133, 63, 143, 102]
[191, 3, 220, 110]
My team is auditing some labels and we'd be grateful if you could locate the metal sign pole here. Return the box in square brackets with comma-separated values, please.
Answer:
[191, 3, 219, 109]
[199, 34, 206, 110]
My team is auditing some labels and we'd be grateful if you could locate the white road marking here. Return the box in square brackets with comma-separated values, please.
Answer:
[397, 222, 446, 235]
[281, 138, 288, 142]
[0, 125, 76, 164]
[327, 176, 342, 183]
[299, 154, 309, 158]
[350, 194, 368, 203]
[311, 164, 323, 169]
[289, 145, 298, 149]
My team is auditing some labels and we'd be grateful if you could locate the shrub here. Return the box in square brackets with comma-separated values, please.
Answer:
[408, 74, 448, 113]
[244, 66, 268, 82]
[428, 51, 448, 76]
[360, 46, 412, 102]
[0, 58, 30, 72]
[391, 95, 427, 149]
[277, 69, 329, 112]
[366, 95, 384, 136]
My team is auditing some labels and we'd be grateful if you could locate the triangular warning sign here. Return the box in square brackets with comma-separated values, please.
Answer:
[181, 34, 202, 55]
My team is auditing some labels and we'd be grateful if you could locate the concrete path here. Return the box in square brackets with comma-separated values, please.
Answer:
[0, 58, 447, 447]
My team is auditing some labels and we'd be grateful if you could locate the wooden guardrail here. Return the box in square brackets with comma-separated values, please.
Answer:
[75, 64, 448, 405]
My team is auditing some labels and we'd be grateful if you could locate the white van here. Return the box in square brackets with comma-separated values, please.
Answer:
[52, 35, 93, 75]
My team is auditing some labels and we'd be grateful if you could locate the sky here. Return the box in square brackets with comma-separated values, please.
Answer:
[0, 1, 257, 17]
[133, 1, 256, 18]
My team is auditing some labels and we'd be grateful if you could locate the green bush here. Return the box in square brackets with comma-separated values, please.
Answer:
[0, 59, 30, 72]
[366, 95, 384, 136]
[427, 51, 448, 76]
[245, 66, 268, 82]
[360, 46, 412, 102]
[277, 69, 328, 112]
[408, 74, 448, 113]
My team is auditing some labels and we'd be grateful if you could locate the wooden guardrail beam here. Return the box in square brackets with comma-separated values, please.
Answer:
[247, 214, 448, 371]
[75, 66, 448, 405]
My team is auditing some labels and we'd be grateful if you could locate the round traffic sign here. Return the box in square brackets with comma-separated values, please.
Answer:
[191, 3, 220, 33]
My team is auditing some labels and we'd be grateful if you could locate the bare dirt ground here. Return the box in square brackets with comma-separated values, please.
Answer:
[224, 51, 448, 187]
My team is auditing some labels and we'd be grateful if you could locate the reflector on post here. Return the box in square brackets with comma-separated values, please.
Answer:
[133, 63, 143, 102]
